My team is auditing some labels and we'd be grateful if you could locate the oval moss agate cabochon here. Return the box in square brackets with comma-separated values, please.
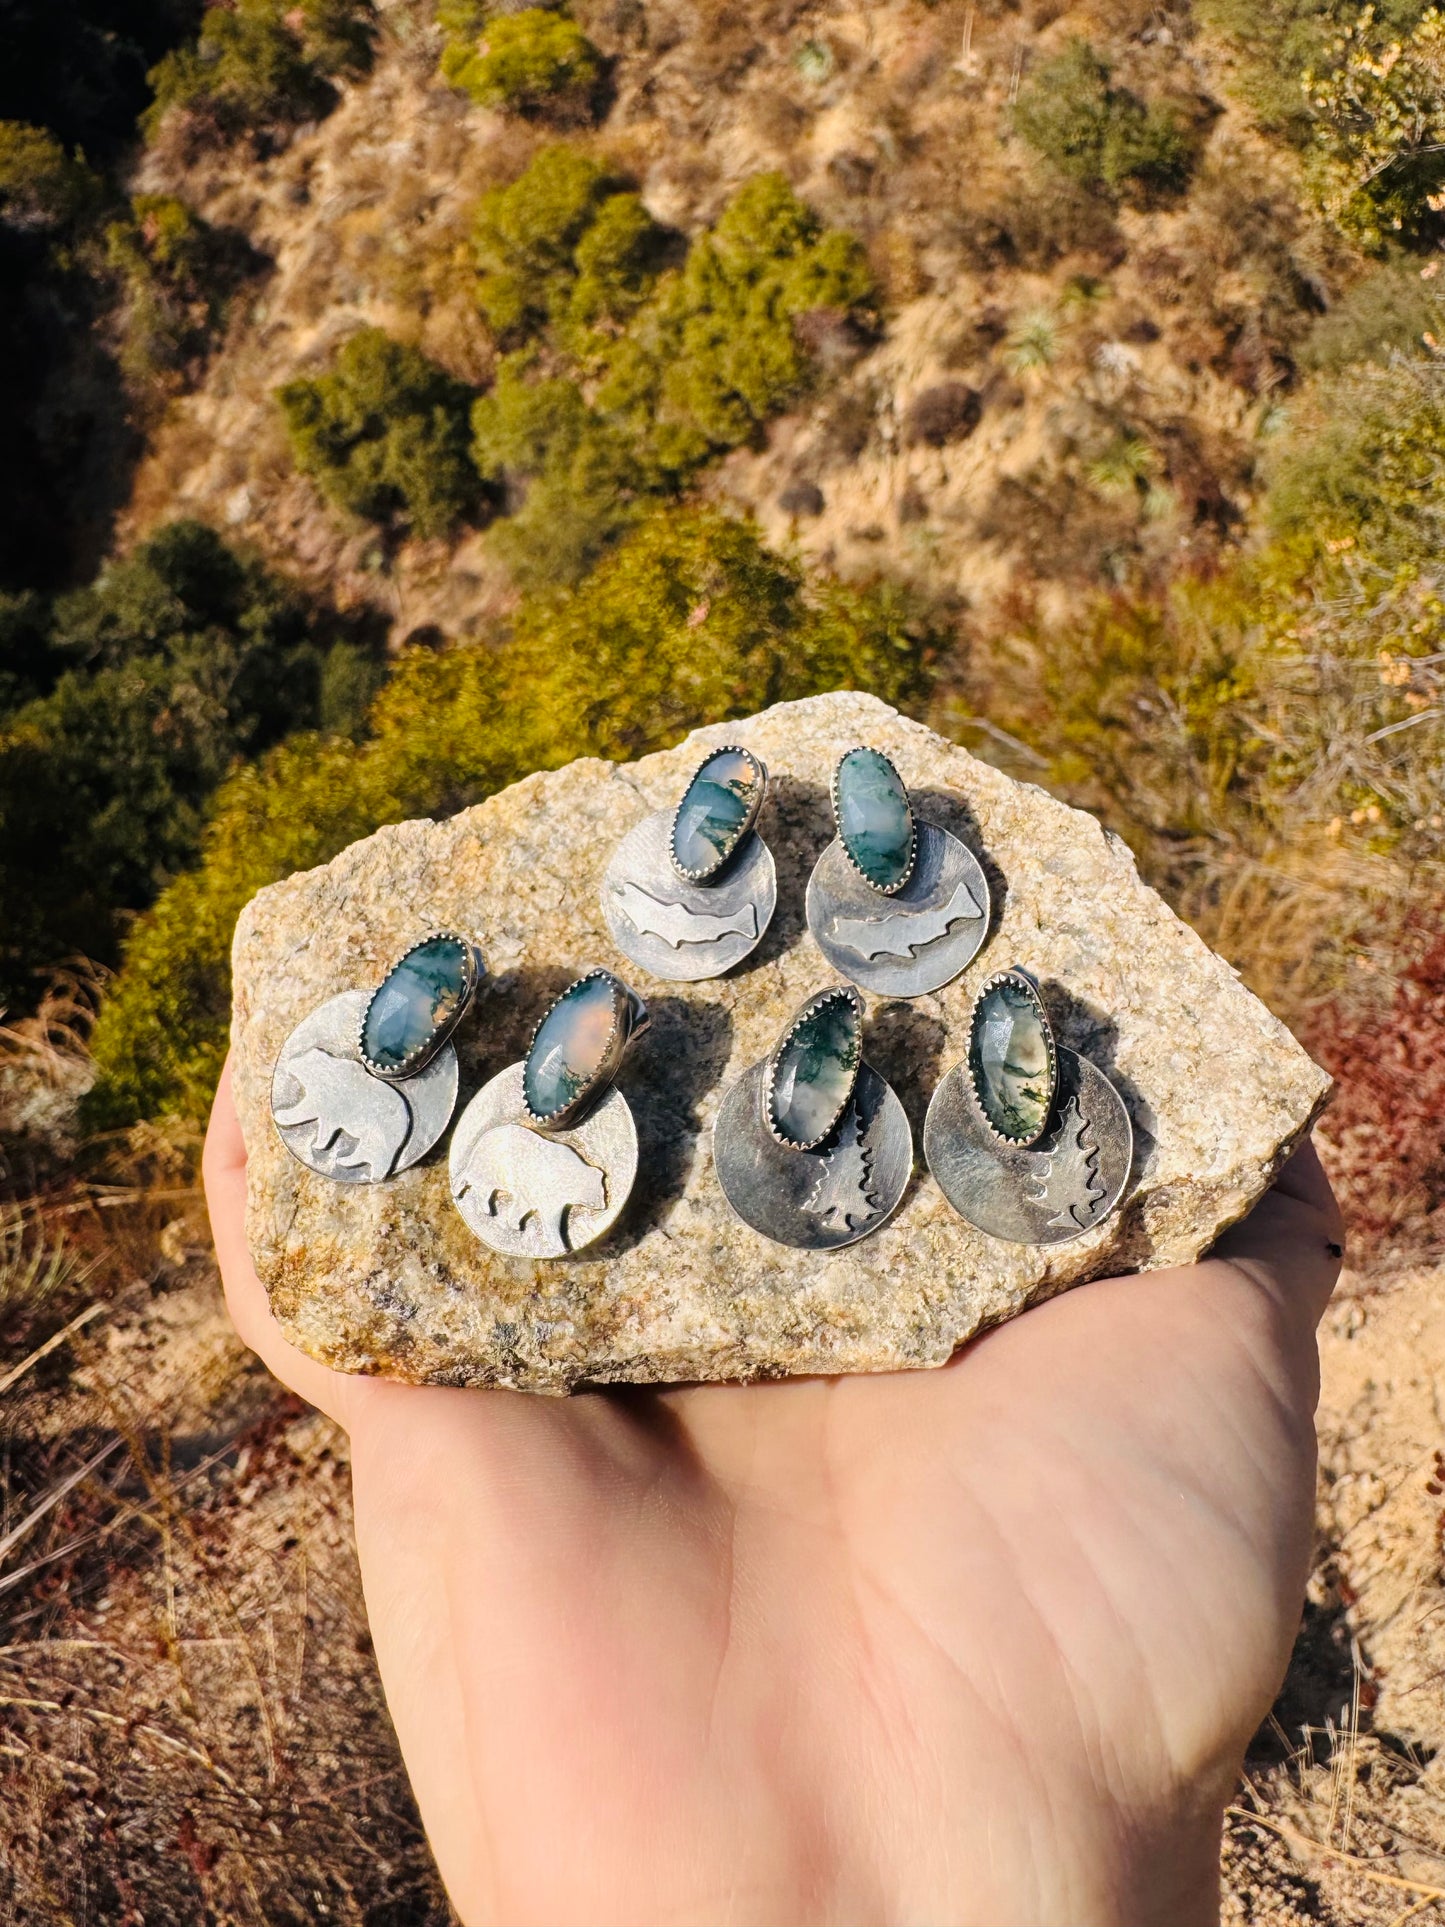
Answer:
[524, 971, 621, 1123]
[967, 970, 1057, 1145]
[671, 746, 765, 881]
[835, 746, 915, 892]
[767, 986, 864, 1149]
[360, 934, 471, 1076]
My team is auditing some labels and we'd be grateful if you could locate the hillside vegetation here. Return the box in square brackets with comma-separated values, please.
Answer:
[1, 0, 1444, 1916]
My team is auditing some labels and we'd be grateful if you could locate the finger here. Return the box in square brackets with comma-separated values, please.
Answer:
[1208, 1133, 1344, 1331]
[203, 1052, 375, 1432]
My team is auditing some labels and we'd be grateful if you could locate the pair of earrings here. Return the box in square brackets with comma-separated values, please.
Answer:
[713, 967, 1134, 1250]
[271, 946, 649, 1257]
[602, 743, 991, 998]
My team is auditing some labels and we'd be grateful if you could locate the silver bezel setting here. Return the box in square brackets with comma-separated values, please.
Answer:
[763, 982, 865, 1152]
[669, 744, 769, 884]
[830, 745, 917, 898]
[965, 966, 1058, 1149]
[522, 966, 649, 1133]
[358, 931, 484, 1082]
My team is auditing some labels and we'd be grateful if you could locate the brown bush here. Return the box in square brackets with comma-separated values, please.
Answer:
[1308, 929, 1445, 1268]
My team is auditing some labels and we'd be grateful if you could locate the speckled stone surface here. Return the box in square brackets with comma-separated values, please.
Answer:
[231, 691, 1332, 1392]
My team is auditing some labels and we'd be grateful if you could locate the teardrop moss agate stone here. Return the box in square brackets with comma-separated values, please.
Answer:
[968, 973, 1056, 1144]
[769, 990, 862, 1147]
[525, 973, 618, 1122]
[672, 747, 763, 880]
[362, 936, 470, 1075]
[836, 747, 914, 892]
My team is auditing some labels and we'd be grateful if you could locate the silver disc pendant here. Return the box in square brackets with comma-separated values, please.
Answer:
[714, 1060, 912, 1250]
[271, 990, 459, 1184]
[807, 820, 990, 997]
[924, 1046, 1132, 1244]
[449, 1063, 637, 1258]
[603, 809, 776, 982]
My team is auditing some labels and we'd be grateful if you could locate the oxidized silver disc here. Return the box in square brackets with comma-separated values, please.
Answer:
[449, 1061, 638, 1258]
[806, 819, 990, 997]
[271, 990, 459, 1184]
[713, 1059, 912, 1250]
[602, 809, 776, 983]
[923, 1046, 1132, 1245]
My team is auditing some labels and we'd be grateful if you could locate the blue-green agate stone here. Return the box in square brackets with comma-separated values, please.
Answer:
[362, 936, 469, 1074]
[836, 747, 914, 892]
[525, 973, 617, 1121]
[672, 747, 763, 880]
[769, 992, 862, 1146]
[968, 974, 1055, 1143]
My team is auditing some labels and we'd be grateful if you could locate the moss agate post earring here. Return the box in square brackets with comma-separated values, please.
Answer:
[806, 746, 991, 997]
[449, 968, 647, 1258]
[602, 745, 776, 981]
[713, 984, 912, 1249]
[271, 933, 483, 1184]
[923, 967, 1133, 1244]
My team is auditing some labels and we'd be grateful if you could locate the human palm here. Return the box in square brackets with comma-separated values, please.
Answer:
[206, 1057, 1341, 1926]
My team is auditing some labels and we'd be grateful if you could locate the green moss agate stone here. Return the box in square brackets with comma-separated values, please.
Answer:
[836, 746, 914, 891]
[362, 935, 469, 1074]
[968, 973, 1055, 1143]
[525, 972, 617, 1121]
[769, 990, 862, 1146]
[671, 747, 763, 880]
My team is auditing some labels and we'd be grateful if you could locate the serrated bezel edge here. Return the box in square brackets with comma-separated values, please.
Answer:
[964, 966, 1058, 1148]
[830, 745, 917, 897]
[763, 982, 866, 1152]
[358, 930, 483, 1081]
[669, 743, 769, 884]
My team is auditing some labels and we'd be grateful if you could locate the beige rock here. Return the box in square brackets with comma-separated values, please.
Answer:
[232, 691, 1331, 1392]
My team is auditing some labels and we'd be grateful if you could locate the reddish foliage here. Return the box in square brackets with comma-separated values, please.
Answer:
[1307, 930, 1445, 1267]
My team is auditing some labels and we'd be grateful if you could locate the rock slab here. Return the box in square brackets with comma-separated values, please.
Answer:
[232, 692, 1331, 1391]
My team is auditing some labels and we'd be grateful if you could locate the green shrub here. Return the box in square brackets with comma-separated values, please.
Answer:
[144, 0, 375, 144]
[277, 328, 482, 538]
[472, 144, 661, 341]
[1013, 42, 1199, 203]
[441, 7, 601, 117]
[1300, 261, 1445, 371]
[104, 194, 253, 399]
[0, 523, 364, 1006]
[0, 123, 101, 234]
[470, 357, 650, 584]
[1302, 5, 1445, 249]
[465, 164, 874, 582]
[1265, 352, 1445, 568]
[601, 172, 876, 468]
[85, 508, 937, 1124]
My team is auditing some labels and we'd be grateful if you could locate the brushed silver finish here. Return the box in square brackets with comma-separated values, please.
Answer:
[603, 808, 776, 983]
[806, 819, 990, 997]
[450, 1061, 638, 1258]
[713, 1059, 912, 1249]
[923, 1046, 1132, 1245]
[271, 990, 458, 1184]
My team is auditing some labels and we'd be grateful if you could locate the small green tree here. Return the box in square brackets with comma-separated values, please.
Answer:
[472, 144, 660, 340]
[144, 0, 375, 144]
[605, 172, 877, 464]
[278, 328, 482, 538]
[0, 122, 101, 234]
[470, 358, 650, 585]
[442, 7, 601, 117]
[104, 194, 251, 400]
[1013, 42, 1198, 203]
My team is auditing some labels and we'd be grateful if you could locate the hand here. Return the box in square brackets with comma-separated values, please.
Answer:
[205, 1053, 1341, 1927]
